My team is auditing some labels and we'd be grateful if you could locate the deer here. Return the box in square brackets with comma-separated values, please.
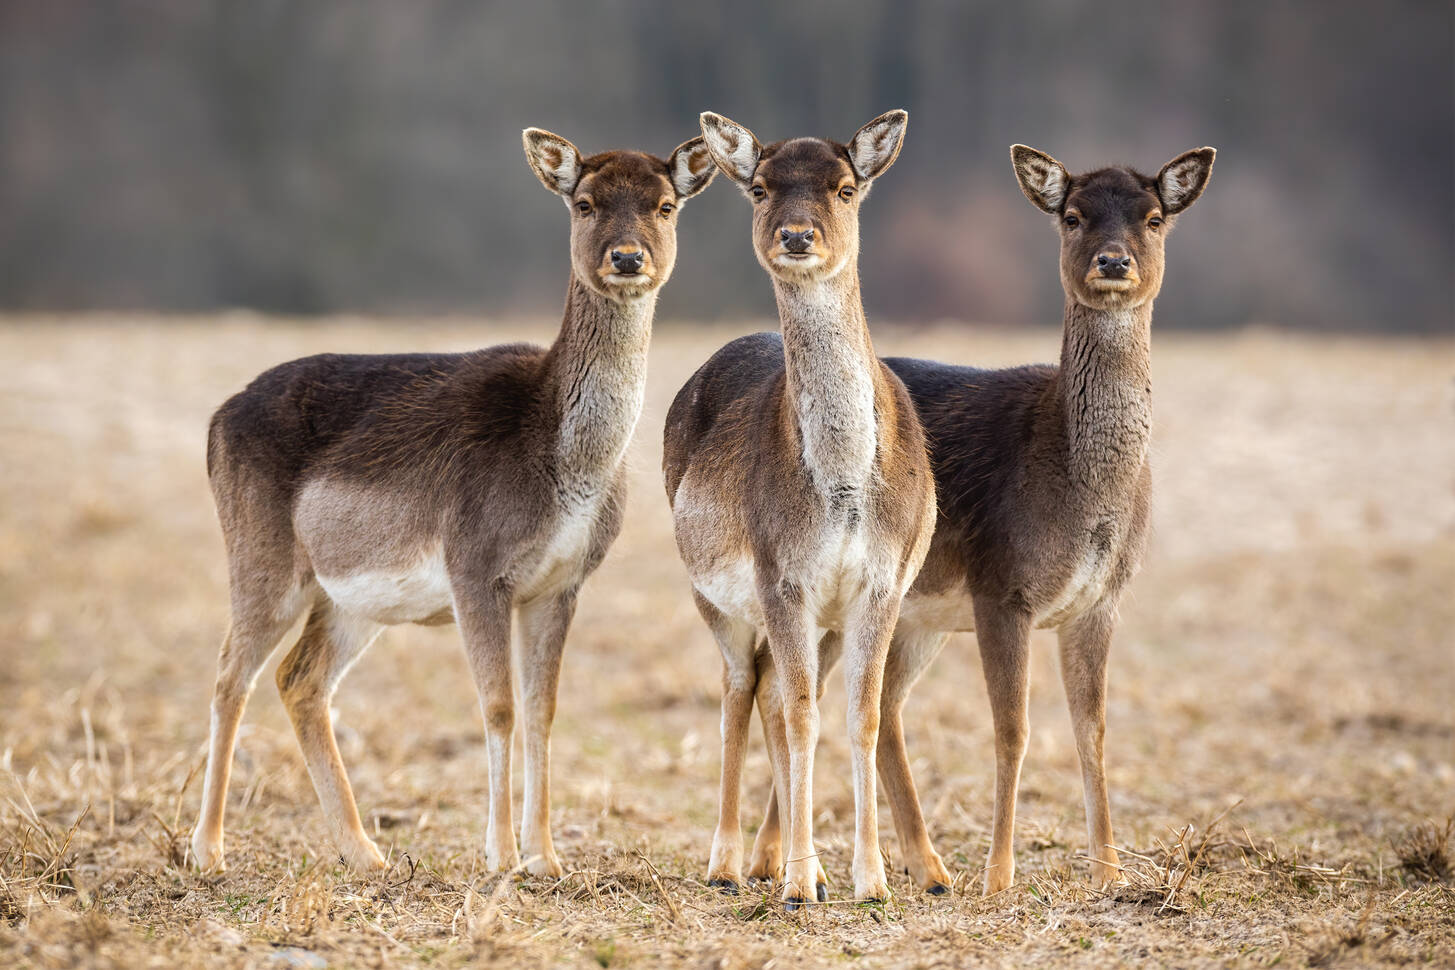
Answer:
[747, 145, 1216, 896]
[188, 128, 716, 877]
[662, 111, 936, 909]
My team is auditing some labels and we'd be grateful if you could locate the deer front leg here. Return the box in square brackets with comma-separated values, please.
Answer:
[876, 628, 952, 894]
[1057, 607, 1122, 888]
[974, 599, 1032, 895]
[761, 595, 820, 910]
[456, 578, 520, 873]
[749, 633, 839, 890]
[516, 589, 579, 880]
[841, 596, 899, 903]
[695, 593, 758, 892]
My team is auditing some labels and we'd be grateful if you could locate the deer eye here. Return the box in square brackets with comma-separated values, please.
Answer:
[1148, 216, 1164, 229]
[1063, 214, 1080, 228]
[838, 185, 856, 202]
[575, 200, 593, 215]
[750, 185, 766, 200]
[659, 202, 675, 217]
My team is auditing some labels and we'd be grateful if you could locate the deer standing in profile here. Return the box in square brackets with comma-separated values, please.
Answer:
[189, 129, 715, 876]
[750, 145, 1216, 896]
[663, 111, 935, 908]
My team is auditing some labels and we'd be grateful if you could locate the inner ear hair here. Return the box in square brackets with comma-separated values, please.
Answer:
[1010, 144, 1069, 214]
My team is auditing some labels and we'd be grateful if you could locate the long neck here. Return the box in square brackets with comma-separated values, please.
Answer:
[541, 274, 655, 482]
[773, 269, 880, 502]
[1057, 297, 1154, 500]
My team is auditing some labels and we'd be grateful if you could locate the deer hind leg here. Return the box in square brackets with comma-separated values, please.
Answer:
[973, 599, 1032, 895]
[275, 600, 385, 872]
[695, 593, 758, 892]
[1057, 608, 1122, 888]
[749, 631, 839, 892]
[457, 580, 519, 872]
[515, 589, 578, 880]
[191, 568, 312, 872]
[876, 628, 952, 894]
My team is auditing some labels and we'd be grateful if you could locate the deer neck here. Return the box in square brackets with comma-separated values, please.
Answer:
[541, 275, 654, 487]
[773, 269, 879, 506]
[1057, 298, 1154, 503]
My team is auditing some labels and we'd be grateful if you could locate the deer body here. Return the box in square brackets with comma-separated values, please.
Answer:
[190, 132, 715, 876]
[665, 112, 935, 907]
[750, 146, 1215, 897]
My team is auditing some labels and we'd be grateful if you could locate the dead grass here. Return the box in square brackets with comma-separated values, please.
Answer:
[1, 315, 1452, 968]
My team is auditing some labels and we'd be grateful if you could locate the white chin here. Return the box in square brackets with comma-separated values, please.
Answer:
[772, 254, 822, 270]
[603, 275, 655, 295]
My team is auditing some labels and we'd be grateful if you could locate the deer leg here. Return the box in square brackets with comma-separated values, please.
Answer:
[515, 589, 578, 880]
[747, 646, 785, 884]
[1057, 608, 1122, 888]
[876, 628, 952, 894]
[760, 595, 819, 910]
[974, 599, 1032, 895]
[841, 597, 899, 903]
[275, 601, 385, 872]
[689, 593, 758, 892]
[191, 577, 310, 872]
[748, 631, 839, 891]
[456, 580, 519, 872]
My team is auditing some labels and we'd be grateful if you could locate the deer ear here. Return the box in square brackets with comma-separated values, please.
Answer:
[1010, 145, 1069, 214]
[1157, 147, 1216, 215]
[848, 109, 908, 182]
[668, 136, 717, 200]
[699, 112, 761, 186]
[522, 128, 583, 198]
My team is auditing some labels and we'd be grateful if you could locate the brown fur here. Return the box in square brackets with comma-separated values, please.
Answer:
[663, 111, 935, 907]
[751, 145, 1216, 896]
[189, 130, 715, 876]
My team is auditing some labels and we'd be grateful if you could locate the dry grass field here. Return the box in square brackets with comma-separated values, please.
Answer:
[0, 316, 1451, 969]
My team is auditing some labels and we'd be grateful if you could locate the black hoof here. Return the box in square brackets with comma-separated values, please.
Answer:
[707, 878, 739, 895]
[859, 895, 887, 906]
[816, 883, 828, 903]
[926, 883, 951, 896]
[783, 895, 809, 912]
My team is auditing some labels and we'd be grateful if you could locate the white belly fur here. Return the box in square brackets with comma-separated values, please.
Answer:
[317, 545, 454, 625]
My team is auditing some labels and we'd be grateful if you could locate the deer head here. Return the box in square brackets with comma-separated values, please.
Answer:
[1012, 145, 1215, 310]
[699, 111, 908, 283]
[523, 129, 716, 301]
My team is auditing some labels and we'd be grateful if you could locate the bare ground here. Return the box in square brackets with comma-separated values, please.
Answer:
[0, 316, 1451, 969]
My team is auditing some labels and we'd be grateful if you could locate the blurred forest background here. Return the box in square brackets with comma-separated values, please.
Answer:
[0, 0, 1450, 332]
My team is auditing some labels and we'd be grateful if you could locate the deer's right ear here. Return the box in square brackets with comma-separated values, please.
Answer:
[699, 112, 761, 187]
[1010, 145, 1069, 214]
[522, 128, 583, 198]
[668, 136, 717, 200]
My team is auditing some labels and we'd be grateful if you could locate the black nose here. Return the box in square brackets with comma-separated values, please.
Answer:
[610, 249, 644, 274]
[1096, 252, 1132, 278]
[780, 227, 815, 254]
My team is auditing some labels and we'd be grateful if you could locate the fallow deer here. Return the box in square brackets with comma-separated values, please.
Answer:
[662, 111, 936, 908]
[751, 145, 1216, 896]
[189, 129, 715, 876]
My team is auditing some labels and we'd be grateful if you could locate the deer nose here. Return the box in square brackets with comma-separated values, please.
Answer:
[1096, 252, 1133, 278]
[780, 226, 815, 254]
[610, 249, 645, 274]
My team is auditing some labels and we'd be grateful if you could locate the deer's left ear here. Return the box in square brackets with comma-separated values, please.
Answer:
[668, 136, 717, 200]
[847, 109, 909, 183]
[1157, 147, 1216, 215]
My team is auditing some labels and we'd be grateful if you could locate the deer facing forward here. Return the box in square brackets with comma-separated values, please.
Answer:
[190, 129, 715, 876]
[663, 111, 935, 908]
